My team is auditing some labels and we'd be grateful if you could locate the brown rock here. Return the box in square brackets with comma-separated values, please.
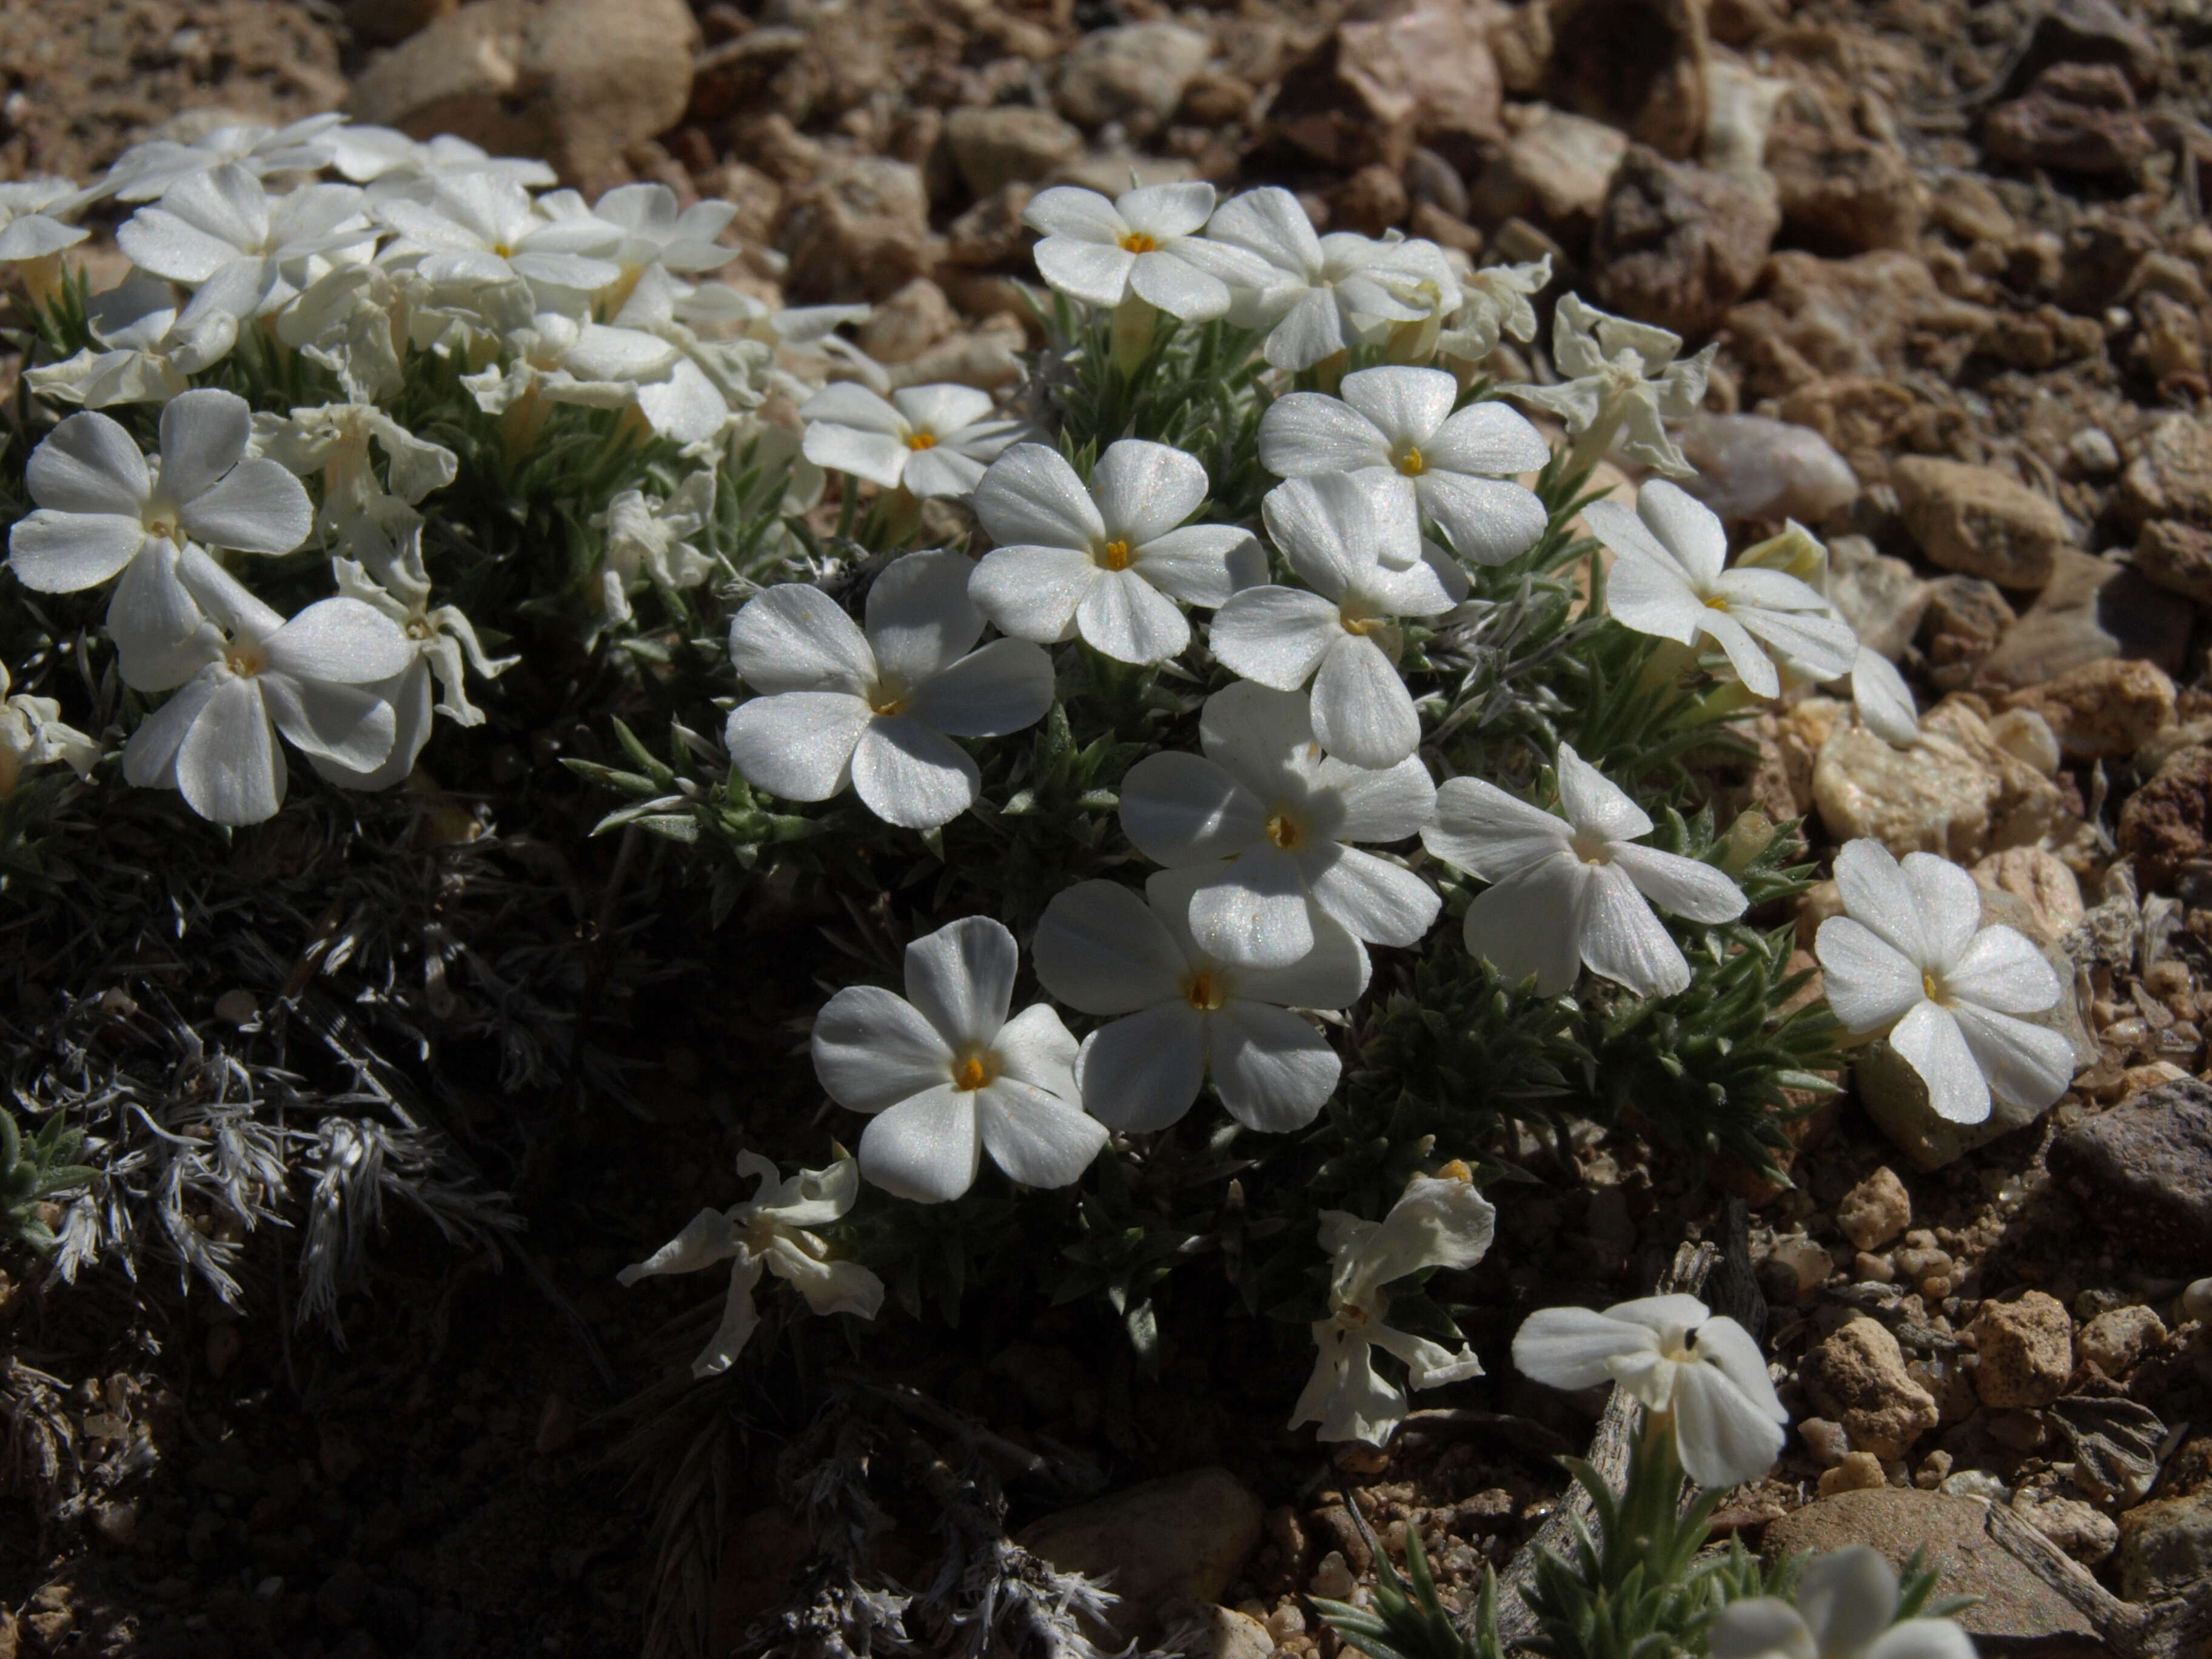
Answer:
[1332, 164, 1412, 235]
[1971, 1291, 2073, 1409]
[2077, 1304, 2165, 1378]
[1837, 1167, 1911, 1252]
[1817, 1451, 1889, 1495]
[943, 106, 1084, 199]
[778, 156, 935, 303]
[687, 26, 809, 126]
[1019, 1468, 1264, 1640]
[1765, 119, 1922, 253]
[855, 278, 957, 365]
[1546, 0, 1711, 159]
[2131, 290, 2208, 386]
[1892, 457, 2069, 588]
[347, 0, 699, 190]
[2116, 1492, 2212, 1601]
[1917, 576, 2015, 689]
[1774, 377, 1925, 486]
[1975, 549, 2193, 691]
[2120, 744, 2212, 888]
[2047, 1077, 2212, 1261]
[1727, 252, 1992, 400]
[1271, 5, 1504, 172]
[1467, 110, 1626, 243]
[345, 0, 463, 45]
[1801, 1317, 1940, 1460]
[943, 183, 1036, 268]
[2120, 415, 2212, 527]
[1590, 146, 1779, 338]
[1985, 63, 2154, 176]
[1999, 658, 2176, 760]
[1054, 22, 1212, 137]
[2006, 0, 2162, 93]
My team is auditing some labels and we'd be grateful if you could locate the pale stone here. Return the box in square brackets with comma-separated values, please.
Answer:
[1019, 1468, 1264, 1640]
[1837, 1166, 1911, 1252]
[1813, 694, 2061, 863]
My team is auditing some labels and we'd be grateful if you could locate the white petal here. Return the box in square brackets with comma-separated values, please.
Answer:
[1815, 917, 1926, 1033]
[121, 672, 218, 787]
[724, 691, 872, 802]
[1902, 851, 1984, 973]
[973, 443, 1105, 551]
[1132, 525, 1261, 608]
[1670, 1359, 1787, 1488]
[800, 381, 906, 434]
[859, 1085, 980, 1202]
[1230, 909, 1371, 1008]
[1795, 1548, 1900, 1655]
[1264, 286, 1349, 372]
[1190, 845, 1315, 968]
[8, 511, 147, 592]
[158, 387, 253, 504]
[890, 384, 997, 435]
[1729, 598, 1858, 685]
[1120, 751, 1266, 866]
[1208, 587, 1339, 690]
[175, 675, 283, 825]
[258, 674, 395, 771]
[116, 207, 240, 283]
[1076, 566, 1190, 664]
[1692, 1316, 1789, 1422]
[1580, 860, 1692, 997]
[179, 456, 312, 554]
[1036, 881, 1188, 1016]
[729, 585, 876, 695]
[811, 985, 954, 1112]
[802, 422, 910, 489]
[1889, 1001, 1991, 1125]
[1512, 1306, 1659, 1390]
[1424, 400, 1551, 476]
[1022, 186, 1128, 243]
[1711, 1600, 1818, 1659]
[107, 540, 216, 691]
[1424, 776, 1571, 881]
[1310, 635, 1419, 769]
[1340, 366, 1455, 446]
[1603, 546, 1711, 646]
[1075, 1005, 1209, 1131]
[1553, 745, 1650, 840]
[266, 597, 412, 683]
[1371, 1324, 1484, 1390]
[968, 543, 1094, 644]
[1207, 186, 1322, 276]
[908, 638, 1054, 738]
[1128, 250, 1230, 321]
[691, 1255, 765, 1376]
[852, 716, 978, 829]
[1305, 845, 1440, 947]
[1638, 479, 1728, 588]
[616, 1207, 740, 1284]
[1946, 925, 2060, 1015]
[1701, 607, 1783, 700]
[902, 914, 1017, 1050]
[1327, 754, 1437, 844]
[27, 412, 149, 514]
[1865, 1622, 1980, 1659]
[976, 1077, 1107, 1188]
[1210, 1000, 1339, 1131]
[1834, 838, 1926, 965]
[866, 549, 985, 689]
[1199, 679, 1319, 788]
[1258, 394, 1391, 478]
[1418, 473, 1547, 566]
[1122, 182, 1215, 239]
[993, 1000, 1081, 1096]
[1949, 999, 2077, 1114]
[1034, 237, 1137, 307]
[899, 444, 989, 500]
[1093, 439, 1209, 547]
[1461, 855, 1588, 994]
[1262, 472, 1419, 600]
[1851, 645, 1921, 746]
[1610, 843, 1745, 925]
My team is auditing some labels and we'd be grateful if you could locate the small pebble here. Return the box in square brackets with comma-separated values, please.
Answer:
[1817, 1452, 1888, 1495]
[1310, 1550, 1355, 1600]
[213, 989, 258, 1026]
[2182, 1278, 2212, 1322]
[2069, 427, 2120, 474]
[1940, 1469, 2011, 1501]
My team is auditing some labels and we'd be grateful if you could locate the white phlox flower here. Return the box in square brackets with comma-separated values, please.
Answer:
[373, 172, 622, 295]
[593, 472, 720, 624]
[1033, 868, 1367, 1133]
[117, 164, 377, 336]
[1712, 1547, 1978, 1659]
[811, 916, 1107, 1202]
[334, 130, 556, 197]
[667, 280, 870, 400]
[1204, 187, 1450, 372]
[725, 549, 1056, 830]
[274, 263, 409, 405]
[799, 383, 1022, 500]
[1736, 523, 1920, 746]
[1508, 293, 1715, 477]
[1291, 1168, 1495, 1445]
[0, 179, 90, 300]
[256, 402, 459, 561]
[1437, 255, 1551, 367]
[318, 532, 515, 790]
[1421, 742, 1746, 998]
[611, 267, 774, 420]
[24, 272, 230, 409]
[1814, 839, 2076, 1126]
[102, 113, 345, 202]
[0, 661, 99, 794]
[540, 182, 737, 306]
[1118, 682, 1441, 969]
[1513, 1293, 1789, 1488]
[1258, 367, 1550, 568]
[1023, 182, 1272, 323]
[121, 545, 413, 826]
[463, 310, 729, 447]
[969, 440, 1264, 666]
[8, 390, 313, 691]
[1210, 472, 1466, 768]
[617, 1149, 885, 1377]
[1585, 481, 1855, 700]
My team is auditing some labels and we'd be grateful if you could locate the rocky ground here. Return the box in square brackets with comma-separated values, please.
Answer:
[5, 0, 2212, 1655]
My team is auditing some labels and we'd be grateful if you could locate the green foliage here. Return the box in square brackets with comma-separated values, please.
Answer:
[0, 1106, 95, 1252]
[1314, 1515, 1504, 1659]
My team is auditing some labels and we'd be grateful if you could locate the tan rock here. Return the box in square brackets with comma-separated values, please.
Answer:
[1546, 0, 1711, 159]
[1969, 846, 2084, 940]
[1271, 5, 1504, 172]
[1818, 1451, 1890, 1495]
[2014, 1491, 2118, 1565]
[2133, 518, 2212, 605]
[347, 0, 699, 190]
[1726, 252, 1991, 401]
[778, 156, 935, 303]
[1592, 149, 1781, 340]
[944, 106, 1084, 199]
[1801, 1317, 1940, 1460]
[1892, 457, 2069, 588]
[2077, 1304, 2165, 1378]
[1837, 1167, 1911, 1252]
[1161, 1601, 1275, 1659]
[1812, 694, 2060, 863]
[1998, 658, 2174, 760]
[854, 278, 957, 366]
[1765, 118, 1922, 253]
[1974, 548, 2193, 691]
[1054, 22, 1212, 137]
[2120, 414, 2212, 526]
[1468, 112, 1627, 241]
[2116, 1492, 2212, 1601]
[1018, 1468, 1264, 1640]
[1971, 1290, 2073, 1409]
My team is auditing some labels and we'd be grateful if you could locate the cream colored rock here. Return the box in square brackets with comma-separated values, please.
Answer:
[1892, 456, 2070, 588]
[2077, 1304, 2165, 1378]
[777, 156, 935, 303]
[1813, 694, 2061, 862]
[1837, 1166, 1911, 1252]
[854, 278, 957, 366]
[1998, 658, 2176, 761]
[1969, 846, 2084, 940]
[1161, 1601, 1275, 1659]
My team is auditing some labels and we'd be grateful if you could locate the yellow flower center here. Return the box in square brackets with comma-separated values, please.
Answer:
[1439, 1158, 1472, 1182]
[906, 431, 938, 451]
[1119, 231, 1158, 253]
[1570, 831, 1612, 866]
[1183, 970, 1229, 1012]
[223, 642, 266, 678]
[1923, 970, 1946, 1004]
[1097, 539, 1133, 571]
[1339, 606, 1386, 637]
[1264, 812, 1304, 850]
[868, 682, 908, 717]
[953, 1048, 995, 1091]
[492, 242, 514, 259]
[1396, 446, 1426, 477]
[1703, 595, 1730, 611]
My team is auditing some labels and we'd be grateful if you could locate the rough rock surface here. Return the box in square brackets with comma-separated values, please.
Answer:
[2047, 1078, 2212, 1263]
[1997, 659, 2176, 760]
[1590, 147, 1779, 338]
[1017, 1468, 1264, 1639]
[1891, 457, 2070, 588]
[1835, 1167, 1911, 1252]
[1969, 1291, 2074, 1409]
[1800, 1317, 1940, 1458]
[2116, 1492, 2212, 1603]
[2118, 745, 2212, 888]
[1974, 549, 2193, 691]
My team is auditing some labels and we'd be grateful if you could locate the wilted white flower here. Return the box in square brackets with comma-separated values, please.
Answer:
[1258, 367, 1550, 568]
[117, 164, 376, 334]
[374, 173, 622, 294]
[1814, 839, 2075, 1125]
[1735, 523, 1920, 745]
[332, 129, 556, 195]
[1421, 742, 1746, 998]
[256, 402, 458, 563]
[1586, 481, 1855, 700]
[617, 1149, 884, 1377]
[121, 546, 412, 825]
[725, 550, 1055, 830]
[463, 309, 729, 447]
[1211, 473, 1466, 769]
[594, 472, 720, 624]
[970, 440, 1262, 666]
[272, 263, 409, 404]
[1024, 182, 1269, 322]
[1713, 1547, 1978, 1659]
[811, 917, 1107, 1203]
[0, 661, 98, 793]
[1437, 254, 1550, 367]
[611, 267, 774, 418]
[1514, 1293, 1788, 1488]
[1033, 870, 1366, 1133]
[1205, 187, 1449, 372]
[799, 383, 1022, 500]
[24, 271, 231, 409]
[1508, 293, 1714, 476]
[1292, 1168, 1495, 1444]
[103, 112, 344, 202]
[1119, 682, 1440, 968]
[548, 182, 737, 287]
[0, 178, 90, 300]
